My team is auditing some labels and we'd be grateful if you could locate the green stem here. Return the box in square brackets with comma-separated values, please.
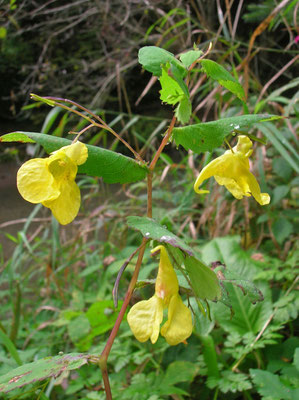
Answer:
[199, 335, 220, 379]
[213, 387, 219, 400]
[10, 282, 21, 344]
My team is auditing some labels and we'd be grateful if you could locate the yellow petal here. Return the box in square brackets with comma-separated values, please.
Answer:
[161, 294, 193, 346]
[57, 141, 88, 165]
[233, 135, 253, 157]
[152, 245, 179, 304]
[17, 158, 60, 203]
[127, 295, 163, 343]
[48, 153, 77, 182]
[214, 176, 250, 199]
[43, 180, 81, 225]
[244, 172, 270, 205]
[194, 138, 270, 206]
[194, 154, 234, 194]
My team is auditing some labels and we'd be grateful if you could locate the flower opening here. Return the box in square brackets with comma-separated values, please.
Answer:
[17, 141, 88, 225]
[194, 136, 270, 205]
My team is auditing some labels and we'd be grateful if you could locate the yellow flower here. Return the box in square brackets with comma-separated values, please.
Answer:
[194, 136, 270, 205]
[17, 141, 88, 225]
[127, 245, 193, 346]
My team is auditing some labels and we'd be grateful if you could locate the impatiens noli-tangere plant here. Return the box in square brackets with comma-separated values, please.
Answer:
[0, 45, 279, 399]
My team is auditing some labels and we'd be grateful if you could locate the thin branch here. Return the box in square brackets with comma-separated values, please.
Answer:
[149, 115, 177, 171]
[42, 96, 144, 163]
[99, 238, 148, 399]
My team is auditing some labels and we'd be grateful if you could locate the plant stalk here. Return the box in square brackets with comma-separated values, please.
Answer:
[99, 114, 176, 399]
[99, 238, 148, 399]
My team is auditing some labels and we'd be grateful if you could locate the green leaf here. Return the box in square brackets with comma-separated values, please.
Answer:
[272, 185, 290, 205]
[159, 64, 191, 124]
[0, 26, 7, 39]
[208, 370, 252, 393]
[1, 132, 148, 184]
[0, 132, 35, 143]
[273, 157, 293, 180]
[180, 49, 203, 68]
[202, 237, 271, 316]
[175, 96, 192, 124]
[201, 236, 260, 279]
[68, 315, 90, 343]
[126, 216, 194, 256]
[217, 268, 264, 305]
[199, 335, 220, 378]
[214, 283, 272, 335]
[74, 300, 123, 350]
[138, 46, 187, 77]
[250, 369, 295, 400]
[200, 59, 245, 101]
[160, 66, 185, 105]
[0, 330, 22, 366]
[163, 361, 198, 386]
[0, 353, 89, 393]
[294, 348, 299, 372]
[184, 256, 221, 301]
[86, 300, 119, 329]
[272, 218, 294, 245]
[173, 114, 280, 153]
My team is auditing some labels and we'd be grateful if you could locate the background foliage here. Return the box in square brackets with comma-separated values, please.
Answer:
[0, 0, 298, 399]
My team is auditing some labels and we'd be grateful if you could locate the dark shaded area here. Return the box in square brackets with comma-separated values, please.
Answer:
[0, 0, 297, 124]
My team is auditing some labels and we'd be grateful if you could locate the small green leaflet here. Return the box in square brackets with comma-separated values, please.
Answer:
[173, 114, 280, 153]
[180, 49, 203, 68]
[0, 353, 89, 393]
[138, 46, 187, 78]
[1, 132, 148, 184]
[0, 132, 35, 143]
[126, 216, 221, 301]
[200, 59, 245, 101]
[159, 65, 191, 124]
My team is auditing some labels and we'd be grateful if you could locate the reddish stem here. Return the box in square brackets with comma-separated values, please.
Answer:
[99, 115, 177, 399]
